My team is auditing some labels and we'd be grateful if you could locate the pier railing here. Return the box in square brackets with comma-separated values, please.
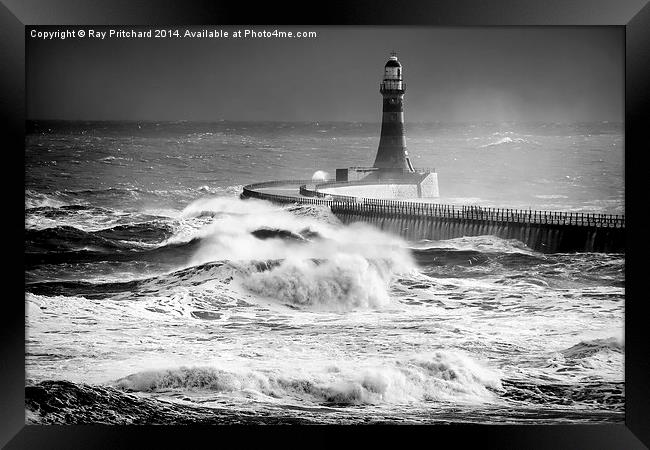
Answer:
[347, 167, 436, 174]
[242, 180, 625, 229]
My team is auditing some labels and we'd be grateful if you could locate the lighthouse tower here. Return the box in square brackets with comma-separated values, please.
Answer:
[332, 53, 438, 197]
[373, 53, 415, 172]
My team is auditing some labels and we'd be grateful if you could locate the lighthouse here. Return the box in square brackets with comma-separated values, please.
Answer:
[332, 53, 438, 197]
[373, 53, 415, 172]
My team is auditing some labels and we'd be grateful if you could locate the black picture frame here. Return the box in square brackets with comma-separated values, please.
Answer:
[2, 0, 649, 447]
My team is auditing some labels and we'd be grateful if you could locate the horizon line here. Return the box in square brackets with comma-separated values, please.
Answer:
[26, 119, 624, 125]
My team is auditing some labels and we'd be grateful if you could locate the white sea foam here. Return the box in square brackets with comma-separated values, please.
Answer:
[195, 184, 243, 196]
[240, 254, 399, 309]
[177, 196, 415, 309]
[411, 235, 535, 255]
[534, 194, 569, 199]
[479, 136, 540, 148]
[541, 337, 625, 382]
[25, 190, 73, 209]
[561, 337, 623, 359]
[113, 351, 503, 405]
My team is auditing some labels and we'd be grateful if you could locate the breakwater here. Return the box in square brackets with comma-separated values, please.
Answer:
[241, 181, 625, 253]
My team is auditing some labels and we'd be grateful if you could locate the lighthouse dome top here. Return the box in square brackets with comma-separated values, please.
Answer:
[385, 56, 401, 68]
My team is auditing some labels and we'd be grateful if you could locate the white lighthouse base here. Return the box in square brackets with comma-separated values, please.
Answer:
[322, 168, 439, 199]
[417, 172, 439, 197]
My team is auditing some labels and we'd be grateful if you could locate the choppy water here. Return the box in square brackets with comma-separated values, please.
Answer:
[25, 121, 624, 424]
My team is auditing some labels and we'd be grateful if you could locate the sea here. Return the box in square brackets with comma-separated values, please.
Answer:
[25, 120, 624, 424]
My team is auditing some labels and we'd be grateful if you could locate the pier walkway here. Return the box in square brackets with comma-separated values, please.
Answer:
[241, 180, 625, 253]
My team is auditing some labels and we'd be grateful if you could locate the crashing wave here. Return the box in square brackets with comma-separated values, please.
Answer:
[560, 337, 623, 359]
[540, 337, 625, 384]
[171, 196, 416, 309]
[113, 352, 502, 405]
[240, 255, 403, 309]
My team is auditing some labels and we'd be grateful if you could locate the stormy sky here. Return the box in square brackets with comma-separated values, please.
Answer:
[27, 26, 623, 122]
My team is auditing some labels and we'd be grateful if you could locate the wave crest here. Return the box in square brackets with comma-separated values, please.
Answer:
[240, 255, 402, 309]
[114, 352, 502, 405]
[560, 337, 623, 359]
[177, 196, 414, 309]
[479, 136, 540, 148]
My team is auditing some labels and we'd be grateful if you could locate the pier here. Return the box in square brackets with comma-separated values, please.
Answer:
[241, 180, 625, 253]
[240, 54, 624, 254]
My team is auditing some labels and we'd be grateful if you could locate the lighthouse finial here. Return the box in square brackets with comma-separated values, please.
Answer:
[390, 50, 398, 58]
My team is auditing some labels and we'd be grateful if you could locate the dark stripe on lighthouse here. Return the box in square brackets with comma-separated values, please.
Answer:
[374, 90, 410, 170]
[382, 98, 404, 112]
